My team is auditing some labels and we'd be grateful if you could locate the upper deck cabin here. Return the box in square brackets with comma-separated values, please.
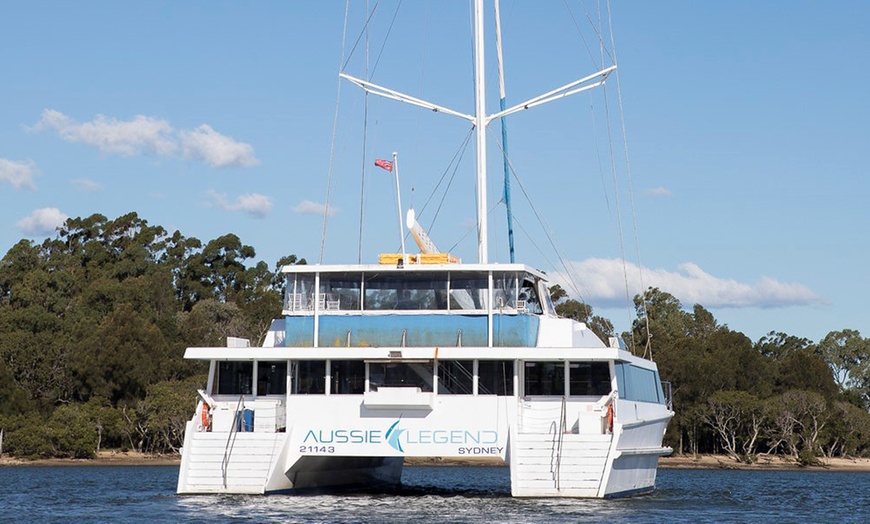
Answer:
[281, 261, 603, 349]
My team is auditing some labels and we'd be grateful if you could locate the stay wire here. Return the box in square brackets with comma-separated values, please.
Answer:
[598, 12, 635, 356]
[357, 1, 372, 264]
[486, 126, 591, 309]
[321, 0, 353, 264]
[342, 1, 380, 72]
[607, 0, 652, 358]
[417, 128, 475, 232]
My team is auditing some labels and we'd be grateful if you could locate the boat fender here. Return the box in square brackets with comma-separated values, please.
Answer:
[607, 404, 614, 434]
[201, 403, 211, 431]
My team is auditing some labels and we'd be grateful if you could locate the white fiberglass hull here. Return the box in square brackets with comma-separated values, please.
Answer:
[177, 392, 671, 497]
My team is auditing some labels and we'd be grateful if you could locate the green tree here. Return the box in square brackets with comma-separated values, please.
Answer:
[755, 331, 813, 361]
[702, 390, 765, 462]
[766, 390, 828, 463]
[137, 377, 203, 453]
[818, 329, 869, 405]
[48, 403, 99, 459]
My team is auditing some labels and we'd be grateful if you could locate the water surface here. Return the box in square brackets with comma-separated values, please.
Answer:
[0, 465, 867, 523]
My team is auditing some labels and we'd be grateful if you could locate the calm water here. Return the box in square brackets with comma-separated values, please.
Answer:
[0, 465, 868, 523]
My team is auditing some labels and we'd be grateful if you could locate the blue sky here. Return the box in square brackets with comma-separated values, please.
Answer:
[1, 1, 868, 345]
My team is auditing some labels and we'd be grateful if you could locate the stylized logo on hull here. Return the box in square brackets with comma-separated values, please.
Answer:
[384, 420, 406, 452]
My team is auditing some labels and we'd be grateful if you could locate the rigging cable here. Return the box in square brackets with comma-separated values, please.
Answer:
[607, 0, 653, 358]
[342, 1, 380, 71]
[485, 126, 591, 310]
[417, 128, 475, 236]
[320, 0, 353, 264]
[357, 0, 371, 263]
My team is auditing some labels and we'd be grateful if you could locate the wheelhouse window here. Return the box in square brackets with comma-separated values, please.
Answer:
[257, 361, 287, 396]
[524, 361, 565, 396]
[369, 362, 434, 392]
[364, 274, 447, 310]
[292, 360, 326, 394]
[216, 361, 253, 395]
[519, 279, 542, 314]
[448, 274, 488, 311]
[319, 273, 361, 311]
[478, 360, 514, 395]
[492, 271, 519, 310]
[331, 360, 365, 394]
[437, 360, 474, 394]
[569, 362, 611, 396]
[285, 273, 315, 312]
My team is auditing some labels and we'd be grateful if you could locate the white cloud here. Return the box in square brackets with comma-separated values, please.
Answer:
[646, 186, 673, 197]
[16, 207, 69, 236]
[32, 109, 176, 157]
[293, 200, 337, 216]
[71, 178, 103, 192]
[207, 190, 272, 218]
[179, 124, 259, 168]
[552, 258, 825, 309]
[0, 158, 38, 190]
[31, 109, 259, 168]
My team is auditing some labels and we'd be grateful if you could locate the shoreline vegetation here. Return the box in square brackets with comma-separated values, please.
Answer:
[1, 214, 868, 464]
[2, 451, 869, 472]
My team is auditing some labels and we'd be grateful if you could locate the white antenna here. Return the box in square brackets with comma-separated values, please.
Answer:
[392, 152, 406, 264]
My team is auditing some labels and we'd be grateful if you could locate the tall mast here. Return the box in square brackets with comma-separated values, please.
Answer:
[494, 0, 515, 263]
[473, 0, 488, 263]
[340, 1, 615, 265]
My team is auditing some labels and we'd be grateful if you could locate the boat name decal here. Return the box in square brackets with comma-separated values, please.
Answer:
[302, 420, 499, 454]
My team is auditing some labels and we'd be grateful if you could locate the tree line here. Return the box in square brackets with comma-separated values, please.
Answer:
[552, 286, 870, 464]
[1, 212, 868, 463]
[0, 212, 303, 458]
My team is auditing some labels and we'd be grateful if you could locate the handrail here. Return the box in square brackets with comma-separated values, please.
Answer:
[221, 395, 245, 488]
[553, 395, 567, 490]
[661, 381, 674, 411]
[438, 361, 476, 394]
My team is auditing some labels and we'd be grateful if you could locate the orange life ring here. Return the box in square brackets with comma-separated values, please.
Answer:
[607, 404, 614, 433]
[201, 404, 211, 430]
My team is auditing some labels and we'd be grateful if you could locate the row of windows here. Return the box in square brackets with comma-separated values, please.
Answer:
[284, 271, 552, 314]
[215, 360, 613, 397]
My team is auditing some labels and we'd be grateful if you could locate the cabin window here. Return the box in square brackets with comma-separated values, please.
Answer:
[331, 360, 365, 394]
[437, 360, 474, 394]
[478, 360, 514, 395]
[285, 273, 315, 311]
[257, 361, 287, 396]
[448, 275, 488, 310]
[568, 362, 611, 396]
[369, 362, 434, 392]
[363, 274, 447, 310]
[216, 361, 253, 395]
[492, 272, 519, 310]
[292, 360, 326, 394]
[518, 279, 542, 314]
[524, 361, 565, 396]
[615, 363, 664, 404]
[319, 273, 361, 311]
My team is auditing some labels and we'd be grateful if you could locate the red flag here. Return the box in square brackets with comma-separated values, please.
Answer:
[374, 158, 394, 172]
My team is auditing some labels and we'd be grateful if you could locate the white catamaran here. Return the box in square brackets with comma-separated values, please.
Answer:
[177, 0, 673, 498]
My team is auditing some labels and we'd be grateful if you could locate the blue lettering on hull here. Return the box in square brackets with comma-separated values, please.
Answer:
[302, 421, 500, 455]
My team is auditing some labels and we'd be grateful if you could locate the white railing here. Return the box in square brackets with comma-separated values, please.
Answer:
[221, 395, 245, 488]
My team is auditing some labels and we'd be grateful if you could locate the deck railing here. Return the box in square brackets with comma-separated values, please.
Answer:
[221, 395, 245, 488]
